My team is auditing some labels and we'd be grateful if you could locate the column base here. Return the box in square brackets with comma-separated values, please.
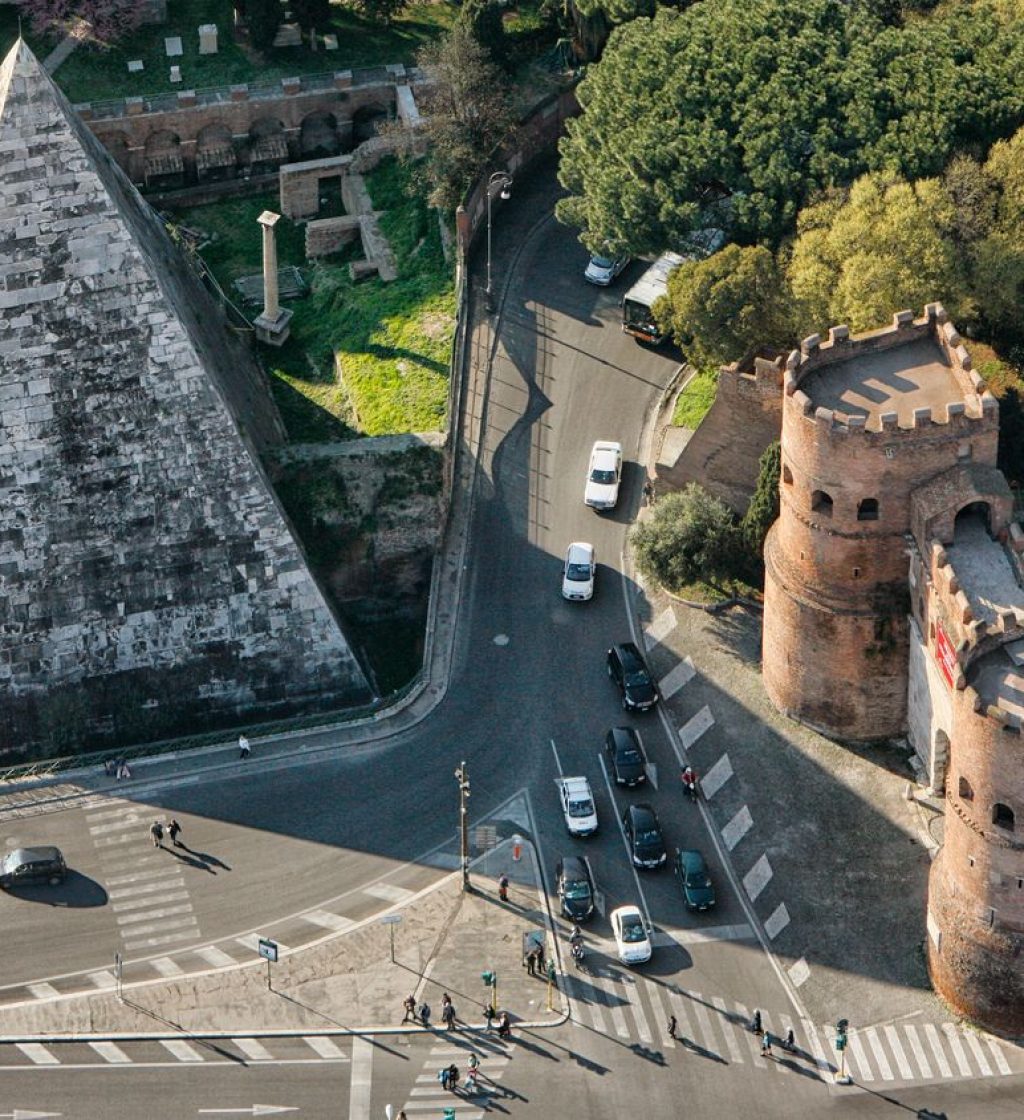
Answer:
[254, 307, 293, 346]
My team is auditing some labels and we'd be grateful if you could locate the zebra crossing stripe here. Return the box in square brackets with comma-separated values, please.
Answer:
[303, 909, 355, 932]
[629, 979, 653, 1044]
[90, 1041, 131, 1064]
[109, 877, 186, 899]
[303, 1036, 348, 1060]
[16, 1043, 58, 1065]
[846, 1029, 874, 1081]
[116, 904, 195, 928]
[800, 1018, 832, 1076]
[668, 989, 697, 1049]
[160, 1039, 204, 1062]
[88, 970, 117, 990]
[923, 1023, 952, 1078]
[903, 1024, 933, 1079]
[711, 995, 746, 1065]
[986, 1038, 1012, 1076]
[113, 889, 190, 912]
[884, 1025, 913, 1079]
[27, 982, 59, 1000]
[106, 867, 178, 886]
[701, 753, 733, 800]
[607, 985, 630, 1039]
[124, 928, 196, 951]
[962, 1030, 993, 1076]
[196, 945, 237, 968]
[941, 1024, 972, 1077]
[89, 814, 144, 835]
[233, 1037, 274, 1061]
[151, 956, 185, 977]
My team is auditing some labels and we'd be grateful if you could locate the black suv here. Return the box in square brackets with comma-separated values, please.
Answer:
[605, 726, 647, 787]
[0, 847, 67, 890]
[607, 642, 658, 711]
[622, 803, 667, 868]
[555, 855, 596, 921]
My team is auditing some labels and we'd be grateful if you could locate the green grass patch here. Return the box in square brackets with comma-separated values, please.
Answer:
[672, 367, 718, 429]
[666, 578, 763, 605]
[171, 156, 454, 442]
[49, 0, 459, 105]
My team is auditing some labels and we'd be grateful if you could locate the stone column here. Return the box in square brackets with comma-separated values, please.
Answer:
[253, 210, 292, 346]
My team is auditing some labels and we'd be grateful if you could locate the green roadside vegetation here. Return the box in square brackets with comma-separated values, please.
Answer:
[171, 155, 454, 442]
[671, 367, 717, 429]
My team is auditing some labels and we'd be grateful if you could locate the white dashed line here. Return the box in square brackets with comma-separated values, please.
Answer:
[701, 753, 733, 799]
[742, 853, 772, 901]
[721, 805, 753, 850]
[764, 903, 790, 940]
[678, 705, 714, 749]
[659, 656, 695, 700]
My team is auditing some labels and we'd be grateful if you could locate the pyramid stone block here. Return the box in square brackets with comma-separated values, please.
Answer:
[0, 41, 373, 752]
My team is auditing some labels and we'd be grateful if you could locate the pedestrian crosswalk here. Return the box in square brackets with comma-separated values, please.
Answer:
[562, 970, 1018, 1087]
[400, 1040, 512, 1118]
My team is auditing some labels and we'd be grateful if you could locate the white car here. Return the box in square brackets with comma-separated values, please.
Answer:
[557, 776, 598, 836]
[610, 904, 652, 965]
[584, 253, 630, 286]
[584, 441, 622, 510]
[562, 541, 596, 601]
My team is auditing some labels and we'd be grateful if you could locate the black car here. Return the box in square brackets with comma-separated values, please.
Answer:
[0, 846, 67, 890]
[607, 642, 658, 711]
[605, 726, 647, 786]
[675, 848, 716, 911]
[622, 803, 667, 868]
[555, 855, 596, 921]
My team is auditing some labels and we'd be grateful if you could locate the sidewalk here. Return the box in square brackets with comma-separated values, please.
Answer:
[0, 836, 566, 1040]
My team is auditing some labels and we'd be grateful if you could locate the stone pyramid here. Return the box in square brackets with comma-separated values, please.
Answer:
[0, 40, 371, 753]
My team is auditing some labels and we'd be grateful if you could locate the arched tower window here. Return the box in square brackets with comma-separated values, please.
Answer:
[811, 490, 833, 518]
[958, 776, 973, 801]
[993, 803, 1015, 831]
[857, 498, 879, 521]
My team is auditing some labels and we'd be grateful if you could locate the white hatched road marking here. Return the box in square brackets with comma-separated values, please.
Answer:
[106, 867, 179, 887]
[986, 1037, 1012, 1076]
[17, 1043, 59, 1065]
[654, 923, 752, 946]
[27, 982, 59, 999]
[303, 909, 355, 932]
[233, 1037, 274, 1061]
[196, 946, 237, 968]
[801, 1018, 832, 1076]
[659, 657, 695, 700]
[644, 607, 677, 649]
[668, 990, 696, 1049]
[701, 753, 733, 800]
[923, 1023, 952, 1078]
[124, 929, 197, 951]
[690, 996, 725, 1061]
[116, 914, 196, 938]
[962, 1030, 993, 1076]
[942, 1023, 972, 1076]
[94, 833, 144, 849]
[151, 956, 185, 977]
[607, 985, 630, 1038]
[113, 889, 190, 912]
[89, 814, 144, 836]
[363, 882, 415, 904]
[303, 1036, 348, 1060]
[846, 1029, 873, 1081]
[160, 1039, 204, 1062]
[903, 1024, 933, 1079]
[88, 970, 116, 990]
[710, 995, 746, 1065]
[733, 1003, 767, 1069]
[721, 805, 753, 851]
[86, 802, 142, 821]
[90, 1041, 131, 1064]
[349, 1036, 373, 1120]
[568, 973, 605, 1033]
[763, 903, 790, 940]
[679, 705, 714, 749]
[787, 958, 810, 987]
[109, 877, 185, 899]
[645, 981, 674, 1049]
[116, 903, 194, 927]
[627, 978, 652, 1043]
[883, 1025, 912, 1079]
[742, 854, 772, 902]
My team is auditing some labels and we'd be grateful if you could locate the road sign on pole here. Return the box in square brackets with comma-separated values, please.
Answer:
[258, 938, 278, 990]
[380, 914, 402, 963]
[115, 951, 123, 1004]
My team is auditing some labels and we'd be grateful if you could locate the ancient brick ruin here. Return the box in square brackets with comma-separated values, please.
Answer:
[0, 40, 372, 753]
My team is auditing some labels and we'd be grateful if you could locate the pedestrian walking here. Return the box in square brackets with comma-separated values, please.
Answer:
[497, 1011, 512, 1039]
[117, 758, 132, 781]
[419, 1001, 431, 1027]
[168, 819, 182, 847]
[761, 1031, 773, 1058]
[535, 942, 545, 971]
[447, 1063, 459, 1092]
[238, 734, 250, 760]
[667, 1014, 678, 1040]
[468, 1053, 480, 1073]
[750, 1008, 762, 1035]
[438, 1065, 450, 1090]
[402, 994, 416, 1023]
[441, 994, 455, 1029]
[525, 948, 536, 975]
[498, 873, 509, 902]
[149, 820, 164, 848]
[104, 758, 116, 778]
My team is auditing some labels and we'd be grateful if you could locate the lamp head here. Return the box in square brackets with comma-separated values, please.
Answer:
[500, 181, 512, 200]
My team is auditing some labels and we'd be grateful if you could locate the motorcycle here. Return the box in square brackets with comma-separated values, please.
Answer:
[571, 940, 585, 967]
[682, 772, 699, 802]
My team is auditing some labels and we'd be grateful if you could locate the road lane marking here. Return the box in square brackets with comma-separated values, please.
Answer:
[151, 957, 185, 977]
[653, 923, 753, 946]
[232, 1037, 274, 1061]
[89, 813, 144, 835]
[846, 1029, 874, 1081]
[549, 738, 563, 776]
[733, 1003, 767, 1068]
[865, 1027, 894, 1080]
[196, 946, 237, 968]
[27, 983, 60, 1000]
[986, 1038, 1012, 1075]
[801, 1018, 833, 1076]
[884, 1025, 913, 1079]
[787, 958, 810, 987]
[90, 1041, 131, 1064]
[627, 979, 652, 1043]
[349, 1036, 373, 1120]
[113, 890, 190, 912]
[923, 1024, 952, 1077]
[903, 1025, 933, 1079]
[701, 753, 733, 800]
[742, 853, 772, 901]
[667, 990, 696, 1049]
[123, 929, 197, 951]
[302, 909, 355, 932]
[115, 908, 196, 931]
[941, 1023, 972, 1076]
[764, 903, 790, 940]
[659, 657, 695, 700]
[16, 1042, 59, 1065]
[88, 970, 117, 990]
[596, 752, 653, 930]
[644, 607, 677, 649]
[721, 805, 753, 851]
[711, 995, 746, 1064]
[160, 1039, 204, 1062]
[106, 867, 180, 886]
[363, 883, 415, 904]
[962, 1030, 993, 1076]
[109, 877, 185, 899]
[302, 1036, 348, 1060]
[678, 705, 714, 749]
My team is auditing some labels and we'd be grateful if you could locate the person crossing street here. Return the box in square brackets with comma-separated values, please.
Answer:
[149, 820, 164, 848]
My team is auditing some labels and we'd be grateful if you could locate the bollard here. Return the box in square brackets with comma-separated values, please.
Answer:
[512, 834, 523, 862]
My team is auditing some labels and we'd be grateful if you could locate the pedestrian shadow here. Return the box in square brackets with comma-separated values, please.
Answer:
[679, 1036, 729, 1065]
[163, 847, 217, 874]
[629, 1042, 667, 1066]
[178, 845, 231, 871]
[121, 998, 247, 1065]
[772, 1053, 825, 1082]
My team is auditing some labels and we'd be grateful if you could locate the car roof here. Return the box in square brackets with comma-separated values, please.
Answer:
[561, 776, 592, 794]
[626, 803, 657, 823]
[608, 726, 640, 749]
[560, 855, 589, 877]
[612, 904, 642, 920]
[591, 440, 621, 458]
[566, 541, 594, 561]
[678, 848, 706, 869]
[5, 846, 63, 864]
[614, 641, 644, 663]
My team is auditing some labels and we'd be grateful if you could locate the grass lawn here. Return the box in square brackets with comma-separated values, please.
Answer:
[170, 156, 454, 442]
[49, 0, 461, 105]
[671, 366, 718, 429]
[665, 577, 763, 606]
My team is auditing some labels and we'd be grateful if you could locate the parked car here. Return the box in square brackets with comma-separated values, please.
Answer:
[558, 775, 598, 836]
[584, 253, 630, 286]
[675, 848, 716, 911]
[0, 846, 67, 890]
[604, 726, 647, 787]
[607, 641, 658, 712]
[622, 803, 667, 869]
[562, 541, 596, 601]
[555, 855, 596, 921]
[610, 904, 652, 965]
[584, 441, 622, 511]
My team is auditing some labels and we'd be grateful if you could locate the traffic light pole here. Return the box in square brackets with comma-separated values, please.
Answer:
[455, 762, 470, 893]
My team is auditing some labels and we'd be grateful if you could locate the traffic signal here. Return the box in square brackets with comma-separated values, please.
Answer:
[481, 970, 495, 986]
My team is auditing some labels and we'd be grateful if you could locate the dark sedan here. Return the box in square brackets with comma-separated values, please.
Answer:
[555, 855, 595, 921]
[675, 848, 716, 911]
[607, 642, 659, 712]
[605, 726, 647, 786]
[622, 803, 667, 869]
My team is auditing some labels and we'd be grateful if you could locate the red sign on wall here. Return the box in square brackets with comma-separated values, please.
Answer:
[935, 621, 957, 690]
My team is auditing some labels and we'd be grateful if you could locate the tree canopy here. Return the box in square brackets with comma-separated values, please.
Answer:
[556, 0, 1024, 255]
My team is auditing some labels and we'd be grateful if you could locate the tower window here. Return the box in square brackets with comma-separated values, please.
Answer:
[993, 803, 1015, 831]
[782, 464, 793, 485]
[853, 567, 861, 579]
[857, 498, 879, 521]
[958, 776, 973, 801]
[811, 490, 833, 518]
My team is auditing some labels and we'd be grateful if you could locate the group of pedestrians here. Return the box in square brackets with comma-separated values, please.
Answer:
[523, 942, 546, 975]
[149, 818, 184, 848]
[437, 1051, 482, 1094]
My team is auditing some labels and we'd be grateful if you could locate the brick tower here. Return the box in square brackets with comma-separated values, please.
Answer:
[762, 306, 999, 740]
[0, 41, 372, 751]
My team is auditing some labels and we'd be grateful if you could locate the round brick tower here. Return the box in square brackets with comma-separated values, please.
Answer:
[927, 645, 1024, 1035]
[762, 307, 999, 741]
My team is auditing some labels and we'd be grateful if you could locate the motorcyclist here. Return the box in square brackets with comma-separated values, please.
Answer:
[681, 765, 698, 797]
[569, 923, 583, 946]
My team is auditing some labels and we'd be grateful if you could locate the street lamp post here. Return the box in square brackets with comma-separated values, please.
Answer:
[485, 171, 513, 313]
[455, 761, 471, 892]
